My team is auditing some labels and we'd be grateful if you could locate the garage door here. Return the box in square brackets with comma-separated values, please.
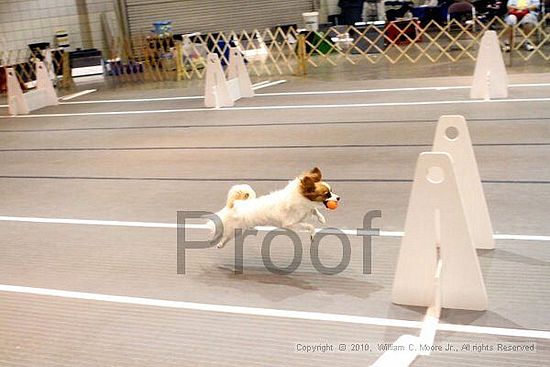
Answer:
[124, 0, 315, 36]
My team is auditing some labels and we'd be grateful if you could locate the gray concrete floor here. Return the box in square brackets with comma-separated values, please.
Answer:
[0, 71, 549, 366]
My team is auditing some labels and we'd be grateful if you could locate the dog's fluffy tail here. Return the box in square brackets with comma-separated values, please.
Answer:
[226, 184, 256, 209]
[206, 184, 256, 236]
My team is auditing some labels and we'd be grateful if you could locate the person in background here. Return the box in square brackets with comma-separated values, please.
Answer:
[384, 0, 414, 21]
[482, 0, 508, 22]
[503, 0, 540, 51]
[338, 0, 366, 24]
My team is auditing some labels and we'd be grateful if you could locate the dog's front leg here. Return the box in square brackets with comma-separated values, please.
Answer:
[285, 222, 316, 242]
[312, 208, 326, 224]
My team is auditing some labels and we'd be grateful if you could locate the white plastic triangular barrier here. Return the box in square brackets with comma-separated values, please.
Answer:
[471, 30, 508, 100]
[392, 152, 488, 311]
[433, 115, 495, 249]
[43, 49, 56, 80]
[6, 68, 29, 115]
[227, 47, 254, 98]
[7, 61, 58, 116]
[204, 53, 233, 108]
[35, 61, 58, 104]
[204, 47, 254, 108]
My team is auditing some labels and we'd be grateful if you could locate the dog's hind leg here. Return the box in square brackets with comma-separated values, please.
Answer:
[216, 237, 231, 248]
[216, 227, 236, 248]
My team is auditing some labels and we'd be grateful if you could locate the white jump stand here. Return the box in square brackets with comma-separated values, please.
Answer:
[392, 152, 488, 311]
[6, 61, 58, 116]
[471, 30, 508, 100]
[204, 47, 254, 108]
[432, 115, 495, 250]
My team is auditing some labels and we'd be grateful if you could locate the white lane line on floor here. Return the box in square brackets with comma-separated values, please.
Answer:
[2, 82, 548, 108]
[417, 258, 442, 356]
[371, 334, 420, 366]
[252, 80, 271, 88]
[0, 216, 549, 242]
[59, 89, 97, 101]
[373, 259, 443, 366]
[0, 97, 186, 108]
[64, 95, 203, 104]
[436, 322, 550, 338]
[1, 97, 549, 118]
[0, 284, 549, 340]
[492, 234, 550, 241]
[253, 79, 286, 90]
[259, 83, 550, 97]
[0, 284, 418, 329]
[0, 89, 99, 108]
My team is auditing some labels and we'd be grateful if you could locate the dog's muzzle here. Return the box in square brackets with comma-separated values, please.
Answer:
[323, 194, 340, 208]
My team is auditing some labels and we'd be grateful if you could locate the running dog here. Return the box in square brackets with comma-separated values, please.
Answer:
[212, 167, 340, 248]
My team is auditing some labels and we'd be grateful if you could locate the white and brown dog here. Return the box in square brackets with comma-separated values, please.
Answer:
[212, 167, 340, 248]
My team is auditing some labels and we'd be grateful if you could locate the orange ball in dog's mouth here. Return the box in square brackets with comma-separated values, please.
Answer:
[325, 200, 338, 210]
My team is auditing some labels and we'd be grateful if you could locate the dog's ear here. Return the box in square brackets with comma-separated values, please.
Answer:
[309, 167, 322, 182]
[300, 175, 316, 193]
